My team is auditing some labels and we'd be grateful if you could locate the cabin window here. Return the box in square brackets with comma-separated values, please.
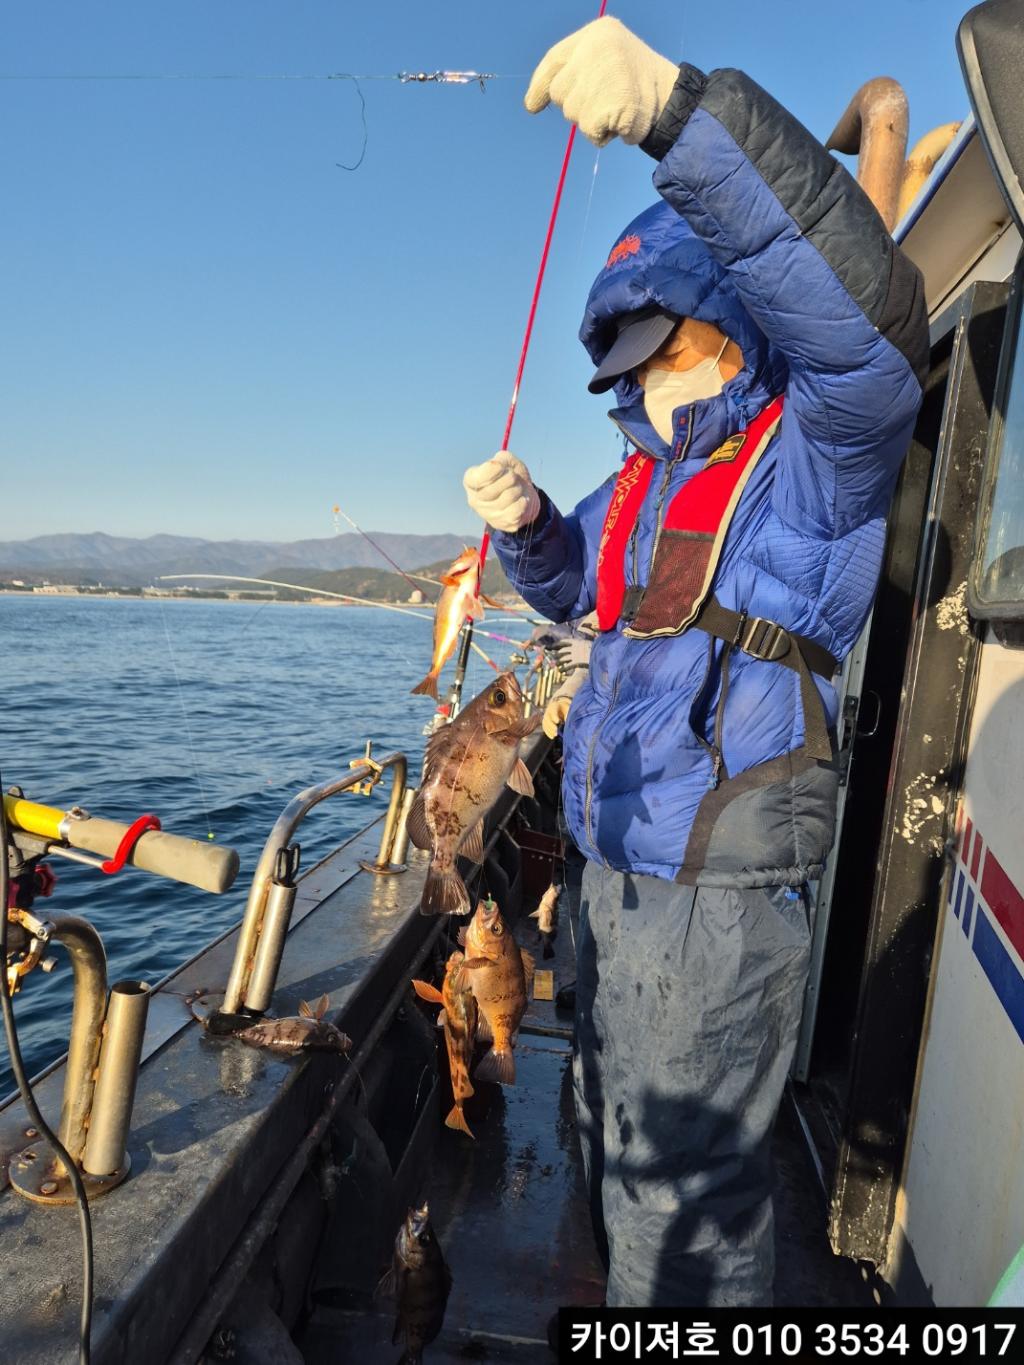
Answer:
[972, 271, 1024, 619]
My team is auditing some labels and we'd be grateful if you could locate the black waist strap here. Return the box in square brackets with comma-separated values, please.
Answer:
[693, 597, 839, 770]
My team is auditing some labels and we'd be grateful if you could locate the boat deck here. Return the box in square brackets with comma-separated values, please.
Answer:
[299, 864, 871, 1363]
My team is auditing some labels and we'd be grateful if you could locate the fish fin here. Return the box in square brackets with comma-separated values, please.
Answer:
[520, 948, 536, 993]
[405, 791, 431, 852]
[476, 1010, 493, 1043]
[298, 999, 314, 1018]
[468, 595, 485, 621]
[503, 713, 543, 740]
[420, 867, 471, 917]
[411, 978, 444, 1005]
[315, 993, 330, 1019]
[456, 926, 468, 947]
[481, 593, 503, 609]
[436, 1010, 447, 1028]
[505, 757, 535, 797]
[376, 1264, 398, 1301]
[439, 574, 462, 587]
[528, 907, 541, 919]
[460, 956, 490, 970]
[475, 1047, 516, 1085]
[461, 819, 485, 865]
[445, 1104, 475, 1138]
[410, 671, 440, 700]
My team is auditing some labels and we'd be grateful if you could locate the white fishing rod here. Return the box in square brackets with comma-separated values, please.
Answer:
[155, 574, 535, 656]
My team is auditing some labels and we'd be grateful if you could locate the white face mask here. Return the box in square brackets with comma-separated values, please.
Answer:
[641, 336, 730, 443]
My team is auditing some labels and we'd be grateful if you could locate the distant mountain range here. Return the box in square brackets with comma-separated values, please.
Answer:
[0, 531, 480, 587]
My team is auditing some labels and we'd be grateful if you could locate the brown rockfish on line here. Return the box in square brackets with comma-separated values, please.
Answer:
[409, 672, 539, 916]
[459, 900, 534, 1086]
[529, 882, 560, 960]
[385, 1202, 452, 1365]
[411, 951, 479, 1138]
[410, 546, 484, 701]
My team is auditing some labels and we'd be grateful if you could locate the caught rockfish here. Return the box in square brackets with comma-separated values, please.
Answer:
[385, 1202, 452, 1364]
[411, 547, 484, 701]
[409, 672, 539, 916]
[460, 900, 534, 1086]
[233, 994, 352, 1055]
[412, 951, 479, 1137]
[529, 883, 560, 960]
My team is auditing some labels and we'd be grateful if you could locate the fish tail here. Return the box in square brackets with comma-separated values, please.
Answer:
[410, 670, 440, 700]
[444, 1103, 475, 1138]
[475, 1046, 516, 1086]
[420, 866, 471, 917]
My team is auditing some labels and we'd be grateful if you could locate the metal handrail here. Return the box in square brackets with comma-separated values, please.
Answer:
[221, 752, 407, 1016]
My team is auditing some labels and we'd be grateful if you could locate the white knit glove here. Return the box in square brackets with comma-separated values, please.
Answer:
[463, 453, 541, 534]
[524, 16, 678, 147]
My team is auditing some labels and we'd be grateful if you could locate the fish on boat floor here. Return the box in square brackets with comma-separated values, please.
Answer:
[299, 886, 870, 1362]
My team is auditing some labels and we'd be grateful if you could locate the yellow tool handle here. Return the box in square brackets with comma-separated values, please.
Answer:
[3, 795, 239, 895]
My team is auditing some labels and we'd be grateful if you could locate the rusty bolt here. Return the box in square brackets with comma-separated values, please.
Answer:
[24, 1126, 38, 1138]
[39, 1180, 58, 1196]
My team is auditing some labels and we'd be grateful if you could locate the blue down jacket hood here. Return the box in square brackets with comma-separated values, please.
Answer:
[579, 199, 788, 458]
[488, 63, 928, 886]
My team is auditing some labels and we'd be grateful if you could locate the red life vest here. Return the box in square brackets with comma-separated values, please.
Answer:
[595, 396, 785, 635]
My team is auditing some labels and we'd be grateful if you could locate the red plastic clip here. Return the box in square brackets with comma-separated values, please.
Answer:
[101, 814, 161, 875]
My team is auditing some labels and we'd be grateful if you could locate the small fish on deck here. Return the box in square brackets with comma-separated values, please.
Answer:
[187, 990, 352, 1055]
[408, 672, 540, 916]
[382, 1202, 452, 1364]
[459, 899, 534, 1086]
[411, 546, 489, 701]
[529, 882, 560, 959]
[412, 951, 479, 1138]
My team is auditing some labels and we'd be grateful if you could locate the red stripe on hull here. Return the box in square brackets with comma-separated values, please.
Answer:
[981, 849, 1024, 965]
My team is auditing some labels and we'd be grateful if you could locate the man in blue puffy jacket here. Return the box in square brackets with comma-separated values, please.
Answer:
[463, 17, 928, 1307]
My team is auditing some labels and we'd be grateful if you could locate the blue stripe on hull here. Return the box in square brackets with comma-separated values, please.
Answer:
[973, 909, 1024, 1046]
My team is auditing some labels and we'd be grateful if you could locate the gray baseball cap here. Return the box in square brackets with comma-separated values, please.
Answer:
[588, 307, 678, 394]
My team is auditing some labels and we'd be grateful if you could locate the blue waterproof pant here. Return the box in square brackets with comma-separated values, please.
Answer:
[573, 863, 812, 1307]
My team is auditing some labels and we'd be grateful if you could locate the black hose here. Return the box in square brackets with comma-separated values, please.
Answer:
[0, 774, 94, 1364]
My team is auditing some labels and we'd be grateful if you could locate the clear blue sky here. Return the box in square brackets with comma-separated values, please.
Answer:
[2, 1, 970, 543]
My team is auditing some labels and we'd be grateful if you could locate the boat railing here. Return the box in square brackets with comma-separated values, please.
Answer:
[220, 751, 409, 1017]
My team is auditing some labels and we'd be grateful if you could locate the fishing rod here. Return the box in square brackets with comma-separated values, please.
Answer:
[451, 0, 609, 711]
[331, 506, 433, 594]
[154, 575, 533, 649]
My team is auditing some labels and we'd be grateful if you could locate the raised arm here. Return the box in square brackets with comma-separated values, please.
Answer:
[526, 17, 930, 536]
[643, 64, 928, 524]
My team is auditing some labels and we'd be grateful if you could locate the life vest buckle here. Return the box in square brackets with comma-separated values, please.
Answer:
[735, 614, 793, 664]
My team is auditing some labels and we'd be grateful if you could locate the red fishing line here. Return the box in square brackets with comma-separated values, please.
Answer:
[478, 0, 609, 578]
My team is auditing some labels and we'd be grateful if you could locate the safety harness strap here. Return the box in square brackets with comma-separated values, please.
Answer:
[693, 597, 838, 772]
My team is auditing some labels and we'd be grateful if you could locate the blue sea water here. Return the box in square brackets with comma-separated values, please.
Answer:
[0, 593, 511, 1091]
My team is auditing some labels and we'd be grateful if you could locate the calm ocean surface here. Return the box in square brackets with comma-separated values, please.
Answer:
[0, 593, 510, 1091]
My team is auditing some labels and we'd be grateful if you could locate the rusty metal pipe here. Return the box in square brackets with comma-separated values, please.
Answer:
[826, 78, 910, 232]
[50, 915, 108, 1171]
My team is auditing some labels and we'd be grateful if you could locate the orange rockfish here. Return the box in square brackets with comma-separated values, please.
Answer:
[411, 547, 483, 700]
[460, 900, 534, 1086]
[411, 951, 479, 1138]
[409, 673, 539, 916]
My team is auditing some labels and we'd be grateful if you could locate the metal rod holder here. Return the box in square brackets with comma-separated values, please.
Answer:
[220, 751, 407, 1016]
[244, 879, 297, 1014]
[83, 979, 150, 1179]
[9, 918, 146, 1204]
